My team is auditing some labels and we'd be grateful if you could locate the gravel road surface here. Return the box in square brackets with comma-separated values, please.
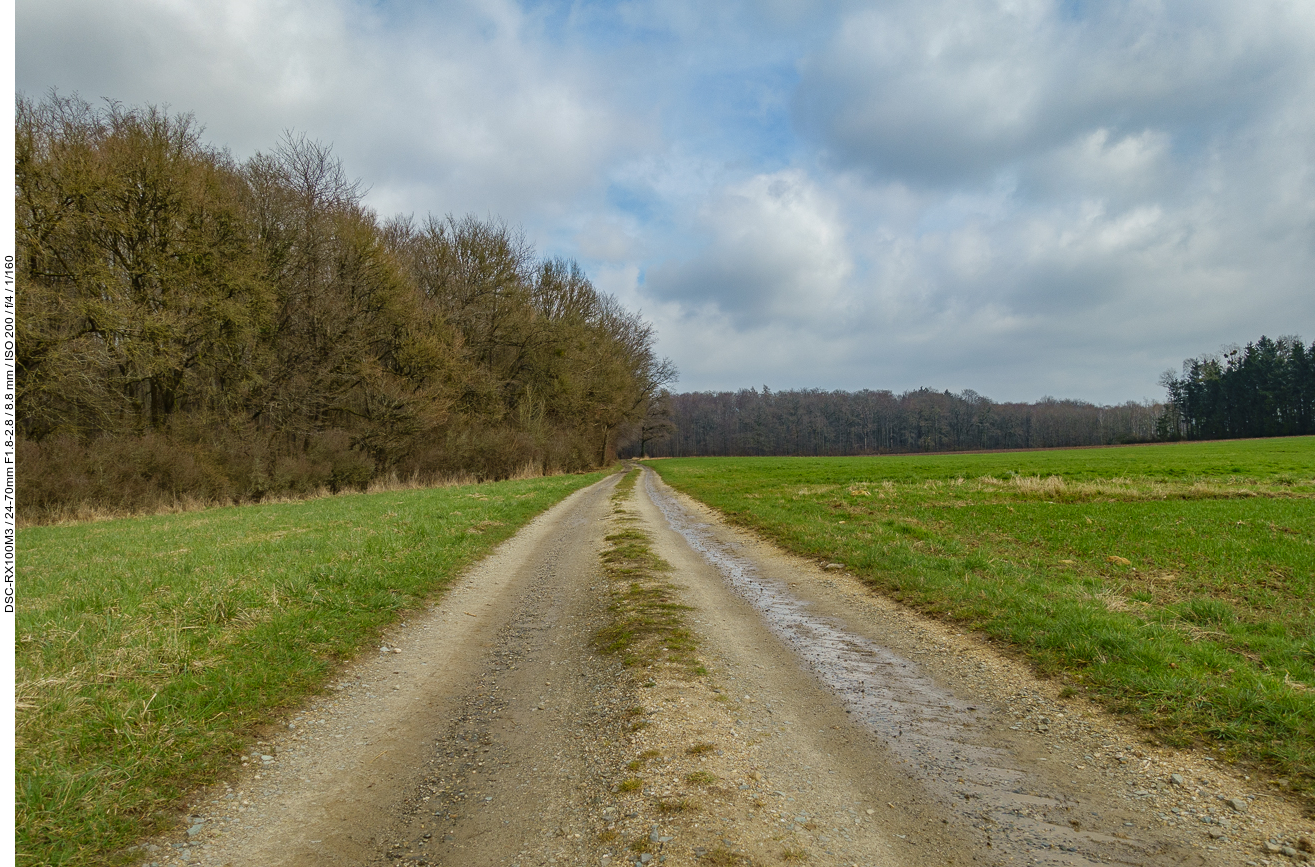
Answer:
[135, 469, 1314, 867]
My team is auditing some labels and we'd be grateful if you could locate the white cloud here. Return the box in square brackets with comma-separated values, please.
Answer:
[1026, 129, 1175, 207]
[646, 170, 854, 327]
[18, 0, 637, 222]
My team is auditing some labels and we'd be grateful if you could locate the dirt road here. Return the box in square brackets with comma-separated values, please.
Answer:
[140, 469, 1312, 867]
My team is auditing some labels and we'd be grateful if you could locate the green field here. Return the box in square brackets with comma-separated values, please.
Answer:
[16, 472, 606, 867]
[644, 438, 1315, 799]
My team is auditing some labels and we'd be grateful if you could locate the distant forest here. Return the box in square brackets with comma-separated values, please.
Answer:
[626, 333, 1314, 459]
[16, 94, 673, 519]
[1158, 335, 1315, 440]
[623, 388, 1164, 458]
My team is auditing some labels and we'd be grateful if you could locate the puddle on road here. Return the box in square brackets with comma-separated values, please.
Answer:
[647, 472, 1164, 866]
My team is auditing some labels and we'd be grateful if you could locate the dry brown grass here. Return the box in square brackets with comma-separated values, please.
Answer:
[19, 466, 559, 529]
[960, 473, 1299, 503]
[655, 796, 699, 813]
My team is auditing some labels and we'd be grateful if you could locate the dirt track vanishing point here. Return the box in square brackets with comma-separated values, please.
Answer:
[142, 468, 1313, 867]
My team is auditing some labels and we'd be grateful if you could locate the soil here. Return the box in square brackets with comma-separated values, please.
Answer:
[134, 468, 1314, 867]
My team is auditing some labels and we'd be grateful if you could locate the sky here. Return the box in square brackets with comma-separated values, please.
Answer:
[16, 0, 1315, 404]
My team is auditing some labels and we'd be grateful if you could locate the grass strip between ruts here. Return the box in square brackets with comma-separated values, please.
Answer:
[594, 467, 703, 678]
[17, 471, 606, 867]
[643, 438, 1315, 807]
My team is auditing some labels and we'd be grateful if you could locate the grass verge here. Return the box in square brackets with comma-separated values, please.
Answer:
[17, 470, 606, 867]
[644, 438, 1315, 803]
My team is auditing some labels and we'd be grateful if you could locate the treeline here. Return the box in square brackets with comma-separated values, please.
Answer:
[625, 388, 1162, 458]
[1158, 335, 1315, 440]
[17, 94, 673, 520]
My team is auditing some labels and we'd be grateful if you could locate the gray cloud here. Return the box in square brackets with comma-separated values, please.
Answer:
[645, 170, 855, 328]
[794, 0, 1306, 184]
